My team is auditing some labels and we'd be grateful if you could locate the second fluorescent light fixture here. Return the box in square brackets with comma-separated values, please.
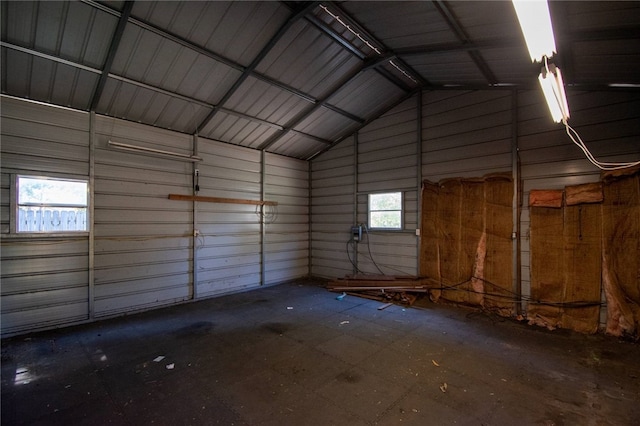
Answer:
[512, 0, 557, 62]
[539, 63, 570, 124]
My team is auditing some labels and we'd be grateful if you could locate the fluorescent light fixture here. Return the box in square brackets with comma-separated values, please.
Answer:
[538, 63, 570, 123]
[512, 0, 557, 62]
[108, 140, 202, 162]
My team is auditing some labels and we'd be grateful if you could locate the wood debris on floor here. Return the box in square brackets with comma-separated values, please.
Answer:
[327, 274, 428, 306]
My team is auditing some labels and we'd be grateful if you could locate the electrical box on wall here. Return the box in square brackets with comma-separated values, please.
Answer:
[351, 225, 363, 242]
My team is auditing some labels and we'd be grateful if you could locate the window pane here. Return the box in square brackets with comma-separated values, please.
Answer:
[369, 193, 401, 210]
[370, 211, 401, 229]
[18, 207, 87, 232]
[18, 177, 87, 206]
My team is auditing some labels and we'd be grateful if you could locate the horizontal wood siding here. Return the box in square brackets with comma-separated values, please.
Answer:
[1, 97, 90, 335]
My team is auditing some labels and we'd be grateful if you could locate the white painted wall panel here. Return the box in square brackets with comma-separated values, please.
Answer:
[194, 138, 262, 298]
[264, 153, 309, 285]
[2, 96, 312, 335]
[0, 97, 90, 335]
[311, 136, 356, 278]
[422, 90, 512, 181]
[311, 96, 421, 279]
[93, 116, 194, 317]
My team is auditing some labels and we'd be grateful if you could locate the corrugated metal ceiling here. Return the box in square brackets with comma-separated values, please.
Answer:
[2, 1, 639, 160]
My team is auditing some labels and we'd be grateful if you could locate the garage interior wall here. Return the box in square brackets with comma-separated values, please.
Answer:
[1, 95, 308, 336]
[2, 84, 638, 336]
[311, 86, 640, 334]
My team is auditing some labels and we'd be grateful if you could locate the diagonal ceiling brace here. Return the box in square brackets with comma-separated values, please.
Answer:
[433, 0, 498, 86]
[89, 0, 134, 111]
[196, 1, 320, 134]
[257, 59, 378, 152]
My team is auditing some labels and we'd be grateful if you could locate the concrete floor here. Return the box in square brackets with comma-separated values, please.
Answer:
[2, 280, 639, 426]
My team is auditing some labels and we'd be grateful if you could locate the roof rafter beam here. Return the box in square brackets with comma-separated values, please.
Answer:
[105, 75, 286, 131]
[258, 60, 374, 151]
[81, 0, 318, 106]
[0, 42, 289, 131]
[196, 1, 320, 133]
[307, 88, 421, 161]
[289, 129, 334, 145]
[432, 0, 498, 85]
[308, 2, 424, 90]
[89, 0, 133, 111]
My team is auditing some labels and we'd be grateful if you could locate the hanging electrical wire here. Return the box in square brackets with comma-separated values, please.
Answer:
[362, 225, 386, 275]
[564, 123, 640, 171]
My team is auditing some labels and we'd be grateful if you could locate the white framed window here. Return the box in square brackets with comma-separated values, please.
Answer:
[368, 192, 403, 230]
[16, 175, 89, 233]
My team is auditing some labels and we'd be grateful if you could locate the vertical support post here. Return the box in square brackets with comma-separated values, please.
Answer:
[260, 150, 266, 285]
[192, 133, 199, 300]
[416, 91, 423, 277]
[89, 112, 96, 319]
[353, 132, 359, 273]
[308, 164, 312, 278]
[511, 89, 522, 315]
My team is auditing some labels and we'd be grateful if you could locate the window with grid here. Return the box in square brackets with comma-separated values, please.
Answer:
[16, 176, 88, 232]
[368, 192, 402, 230]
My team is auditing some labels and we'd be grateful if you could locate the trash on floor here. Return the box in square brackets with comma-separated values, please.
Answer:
[153, 356, 165, 362]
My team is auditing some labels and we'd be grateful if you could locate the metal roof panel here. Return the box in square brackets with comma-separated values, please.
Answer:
[224, 76, 313, 125]
[329, 70, 406, 117]
[338, 1, 458, 50]
[293, 108, 359, 141]
[267, 131, 329, 160]
[132, 1, 291, 66]
[256, 20, 362, 98]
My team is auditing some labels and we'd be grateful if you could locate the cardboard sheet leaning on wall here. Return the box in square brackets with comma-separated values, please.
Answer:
[420, 173, 514, 316]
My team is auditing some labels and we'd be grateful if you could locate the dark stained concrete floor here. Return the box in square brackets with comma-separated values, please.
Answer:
[2, 280, 639, 425]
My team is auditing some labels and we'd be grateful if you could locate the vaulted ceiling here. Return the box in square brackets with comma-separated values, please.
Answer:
[2, 1, 639, 160]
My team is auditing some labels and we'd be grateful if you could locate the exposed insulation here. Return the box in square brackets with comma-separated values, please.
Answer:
[565, 182, 603, 206]
[483, 175, 516, 315]
[529, 189, 563, 208]
[561, 204, 602, 334]
[601, 168, 640, 338]
[528, 206, 565, 329]
[438, 179, 466, 304]
[420, 173, 513, 314]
